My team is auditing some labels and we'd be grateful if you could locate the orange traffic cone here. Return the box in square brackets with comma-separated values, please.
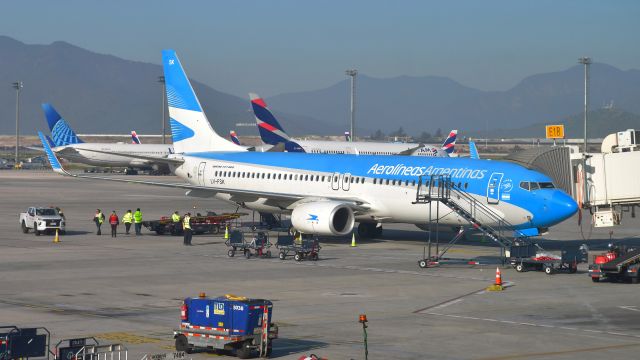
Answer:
[486, 267, 504, 291]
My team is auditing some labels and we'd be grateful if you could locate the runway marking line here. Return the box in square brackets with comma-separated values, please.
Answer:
[423, 312, 640, 340]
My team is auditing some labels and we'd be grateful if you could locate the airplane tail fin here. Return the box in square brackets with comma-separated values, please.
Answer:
[45, 135, 56, 148]
[41, 103, 83, 146]
[131, 131, 142, 144]
[162, 49, 244, 153]
[249, 93, 291, 145]
[229, 130, 241, 145]
[468, 140, 480, 159]
[441, 130, 457, 154]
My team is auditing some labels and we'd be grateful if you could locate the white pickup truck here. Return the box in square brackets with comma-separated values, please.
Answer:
[19, 207, 66, 235]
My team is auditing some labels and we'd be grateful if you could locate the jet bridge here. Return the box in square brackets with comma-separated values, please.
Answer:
[505, 129, 640, 228]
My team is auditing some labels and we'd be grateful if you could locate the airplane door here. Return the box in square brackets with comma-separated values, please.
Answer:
[342, 173, 351, 191]
[486, 172, 503, 204]
[197, 162, 206, 186]
[331, 172, 341, 190]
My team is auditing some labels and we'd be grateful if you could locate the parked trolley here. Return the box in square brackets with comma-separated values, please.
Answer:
[174, 293, 277, 358]
[276, 234, 321, 261]
[508, 243, 588, 275]
[143, 212, 244, 235]
[226, 231, 272, 259]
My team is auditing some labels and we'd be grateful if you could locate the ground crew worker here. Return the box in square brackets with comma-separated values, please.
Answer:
[109, 211, 119, 238]
[133, 208, 143, 235]
[122, 210, 133, 234]
[172, 211, 180, 223]
[93, 209, 104, 235]
[183, 212, 192, 246]
[56, 207, 65, 221]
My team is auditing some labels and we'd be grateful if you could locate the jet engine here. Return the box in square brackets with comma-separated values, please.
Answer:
[291, 201, 355, 236]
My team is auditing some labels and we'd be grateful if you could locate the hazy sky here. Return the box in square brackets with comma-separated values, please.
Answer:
[1, 0, 638, 97]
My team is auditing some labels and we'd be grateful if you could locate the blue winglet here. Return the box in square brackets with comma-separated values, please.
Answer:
[38, 131, 66, 174]
[469, 140, 480, 159]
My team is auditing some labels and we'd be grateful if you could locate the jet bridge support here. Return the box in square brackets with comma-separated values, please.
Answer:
[413, 175, 530, 267]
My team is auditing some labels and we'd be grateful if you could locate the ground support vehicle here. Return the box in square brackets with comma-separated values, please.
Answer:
[174, 294, 277, 358]
[143, 212, 244, 235]
[226, 231, 272, 259]
[509, 244, 588, 275]
[275, 235, 321, 261]
[1, 326, 50, 360]
[589, 246, 640, 283]
[19, 207, 65, 236]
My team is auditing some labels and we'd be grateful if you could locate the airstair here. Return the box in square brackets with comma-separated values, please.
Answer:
[413, 175, 530, 267]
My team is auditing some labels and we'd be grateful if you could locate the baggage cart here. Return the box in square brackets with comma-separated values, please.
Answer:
[509, 244, 588, 275]
[276, 234, 320, 261]
[226, 231, 272, 258]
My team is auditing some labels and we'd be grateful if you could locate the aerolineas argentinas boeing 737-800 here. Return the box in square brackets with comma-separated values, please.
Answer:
[39, 50, 578, 238]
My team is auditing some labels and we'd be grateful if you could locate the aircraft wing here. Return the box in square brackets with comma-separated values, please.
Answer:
[70, 146, 185, 165]
[398, 144, 426, 156]
[38, 132, 372, 209]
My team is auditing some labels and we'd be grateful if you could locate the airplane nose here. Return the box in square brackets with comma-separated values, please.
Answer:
[549, 191, 578, 224]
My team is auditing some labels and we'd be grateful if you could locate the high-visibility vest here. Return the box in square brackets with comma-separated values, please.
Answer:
[182, 216, 191, 230]
[172, 213, 181, 223]
[109, 214, 119, 225]
[122, 212, 133, 223]
[95, 212, 104, 224]
[133, 211, 142, 223]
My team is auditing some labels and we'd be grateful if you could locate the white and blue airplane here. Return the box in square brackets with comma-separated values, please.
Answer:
[39, 49, 577, 238]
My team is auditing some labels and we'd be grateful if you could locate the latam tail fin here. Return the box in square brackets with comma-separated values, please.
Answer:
[468, 140, 480, 159]
[41, 103, 83, 147]
[131, 131, 142, 144]
[162, 50, 244, 153]
[441, 130, 457, 154]
[249, 93, 291, 145]
[229, 130, 241, 145]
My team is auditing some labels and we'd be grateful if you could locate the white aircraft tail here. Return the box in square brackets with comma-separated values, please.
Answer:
[162, 50, 244, 153]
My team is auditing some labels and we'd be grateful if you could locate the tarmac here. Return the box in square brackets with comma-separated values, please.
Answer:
[1, 171, 640, 360]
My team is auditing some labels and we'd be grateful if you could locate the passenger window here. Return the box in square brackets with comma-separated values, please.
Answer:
[386, 179, 390, 185]
[412, 180, 416, 186]
[464, 182, 468, 189]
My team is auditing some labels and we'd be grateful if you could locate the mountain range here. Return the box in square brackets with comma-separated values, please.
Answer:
[1, 36, 639, 139]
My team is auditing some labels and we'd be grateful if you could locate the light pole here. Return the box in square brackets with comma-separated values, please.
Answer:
[578, 57, 591, 153]
[345, 69, 358, 142]
[158, 76, 166, 144]
[12, 81, 23, 168]
[578, 57, 591, 207]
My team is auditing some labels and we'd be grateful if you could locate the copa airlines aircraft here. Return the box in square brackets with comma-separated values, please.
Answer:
[42, 103, 174, 172]
[39, 50, 578, 239]
[250, 92, 456, 157]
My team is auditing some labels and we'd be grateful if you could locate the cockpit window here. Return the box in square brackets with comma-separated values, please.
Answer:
[520, 181, 554, 191]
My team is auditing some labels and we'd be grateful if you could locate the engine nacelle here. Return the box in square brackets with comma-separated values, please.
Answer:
[291, 201, 355, 236]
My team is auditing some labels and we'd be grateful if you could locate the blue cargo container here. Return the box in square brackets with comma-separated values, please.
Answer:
[174, 294, 277, 359]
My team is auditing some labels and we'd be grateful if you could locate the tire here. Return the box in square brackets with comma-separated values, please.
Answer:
[21, 221, 28, 233]
[544, 265, 553, 275]
[34, 223, 40, 236]
[245, 250, 251, 259]
[279, 251, 286, 260]
[210, 225, 220, 234]
[310, 253, 319, 261]
[175, 334, 189, 352]
[228, 249, 235, 257]
[236, 342, 252, 359]
[515, 264, 524, 272]
[569, 264, 577, 274]
[294, 253, 303, 262]
[418, 260, 427, 268]
[591, 276, 600, 283]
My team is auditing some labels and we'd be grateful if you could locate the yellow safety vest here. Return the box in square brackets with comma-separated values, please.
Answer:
[183, 216, 191, 230]
[122, 212, 133, 223]
[95, 212, 104, 224]
[172, 213, 181, 222]
[133, 211, 143, 223]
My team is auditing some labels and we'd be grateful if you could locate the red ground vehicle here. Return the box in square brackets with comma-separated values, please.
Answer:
[589, 245, 640, 283]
